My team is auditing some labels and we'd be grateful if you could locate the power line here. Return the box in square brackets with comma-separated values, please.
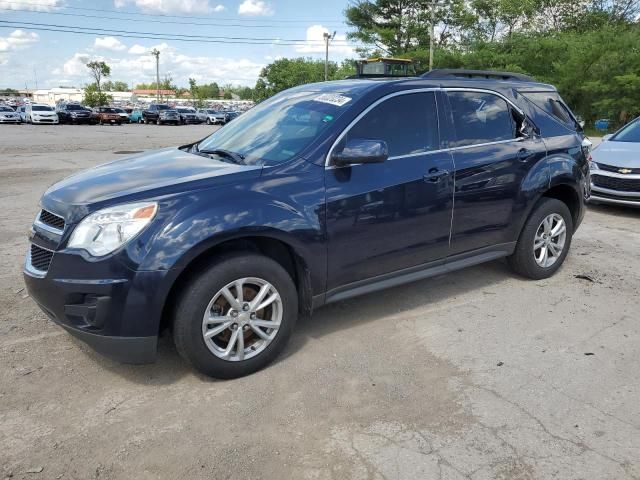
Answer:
[0, 23, 362, 47]
[0, 0, 347, 24]
[0, 20, 358, 45]
[0, 6, 344, 29]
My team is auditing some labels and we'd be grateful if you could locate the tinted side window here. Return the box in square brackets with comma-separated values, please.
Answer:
[447, 91, 514, 147]
[343, 92, 439, 157]
[522, 91, 577, 131]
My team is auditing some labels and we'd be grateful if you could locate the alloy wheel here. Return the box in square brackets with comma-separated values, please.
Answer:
[533, 213, 567, 268]
[201, 277, 282, 362]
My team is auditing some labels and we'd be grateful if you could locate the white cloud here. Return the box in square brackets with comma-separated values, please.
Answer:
[0, 29, 39, 52]
[53, 43, 264, 88]
[128, 44, 147, 54]
[114, 0, 218, 14]
[213, 4, 225, 12]
[0, 0, 62, 11]
[94, 36, 127, 51]
[238, 0, 273, 16]
[295, 25, 355, 57]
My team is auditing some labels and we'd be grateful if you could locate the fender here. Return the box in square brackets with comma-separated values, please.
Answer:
[125, 158, 327, 331]
[514, 134, 588, 238]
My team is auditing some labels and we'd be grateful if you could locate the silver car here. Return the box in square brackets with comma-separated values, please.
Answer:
[590, 118, 640, 207]
[0, 105, 20, 123]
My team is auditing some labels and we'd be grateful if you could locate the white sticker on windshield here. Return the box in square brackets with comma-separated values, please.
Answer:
[314, 93, 352, 107]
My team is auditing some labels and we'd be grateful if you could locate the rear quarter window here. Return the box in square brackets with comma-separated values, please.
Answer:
[522, 91, 578, 132]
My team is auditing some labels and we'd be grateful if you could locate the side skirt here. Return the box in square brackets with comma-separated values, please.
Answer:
[317, 242, 516, 307]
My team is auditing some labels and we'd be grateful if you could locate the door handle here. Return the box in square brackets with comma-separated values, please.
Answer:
[517, 148, 534, 161]
[424, 169, 449, 183]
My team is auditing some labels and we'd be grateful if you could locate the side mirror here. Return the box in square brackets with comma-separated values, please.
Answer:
[602, 134, 613, 142]
[332, 139, 389, 166]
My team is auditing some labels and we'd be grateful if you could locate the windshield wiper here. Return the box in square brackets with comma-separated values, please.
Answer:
[194, 146, 246, 165]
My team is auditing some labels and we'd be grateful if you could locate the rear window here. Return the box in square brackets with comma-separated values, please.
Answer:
[522, 91, 578, 131]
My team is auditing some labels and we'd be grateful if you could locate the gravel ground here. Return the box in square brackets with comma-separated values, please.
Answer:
[1, 125, 639, 480]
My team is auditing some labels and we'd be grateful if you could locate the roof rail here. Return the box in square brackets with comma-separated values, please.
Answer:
[421, 69, 534, 82]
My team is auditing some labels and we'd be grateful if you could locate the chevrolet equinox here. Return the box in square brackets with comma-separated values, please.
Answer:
[24, 70, 591, 378]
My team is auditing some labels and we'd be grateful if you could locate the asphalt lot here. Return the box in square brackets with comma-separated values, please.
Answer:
[1, 125, 639, 480]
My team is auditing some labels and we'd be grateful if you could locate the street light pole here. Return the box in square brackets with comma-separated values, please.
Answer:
[150, 48, 160, 102]
[323, 31, 336, 81]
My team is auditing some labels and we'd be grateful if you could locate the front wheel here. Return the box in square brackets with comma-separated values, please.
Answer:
[508, 198, 573, 280]
[173, 253, 298, 379]
[156, 118, 161, 125]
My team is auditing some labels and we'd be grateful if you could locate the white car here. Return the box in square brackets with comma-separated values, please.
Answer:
[0, 105, 20, 123]
[26, 103, 59, 124]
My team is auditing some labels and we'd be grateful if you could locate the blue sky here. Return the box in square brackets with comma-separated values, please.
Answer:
[0, 0, 358, 89]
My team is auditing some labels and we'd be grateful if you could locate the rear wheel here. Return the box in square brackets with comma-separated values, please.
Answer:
[173, 253, 297, 379]
[508, 198, 573, 280]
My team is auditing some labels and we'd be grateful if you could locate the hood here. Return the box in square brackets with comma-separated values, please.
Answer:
[592, 140, 640, 167]
[42, 147, 262, 220]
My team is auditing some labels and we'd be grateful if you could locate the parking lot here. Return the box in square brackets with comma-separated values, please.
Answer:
[1, 125, 639, 479]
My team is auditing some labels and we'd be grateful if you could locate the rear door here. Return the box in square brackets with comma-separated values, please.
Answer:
[443, 89, 547, 255]
[325, 90, 454, 291]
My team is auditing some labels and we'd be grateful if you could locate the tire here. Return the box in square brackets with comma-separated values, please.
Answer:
[156, 118, 161, 125]
[507, 198, 573, 280]
[173, 253, 298, 379]
[206, 118, 211, 125]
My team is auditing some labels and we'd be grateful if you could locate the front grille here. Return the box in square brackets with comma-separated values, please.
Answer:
[39, 209, 65, 230]
[30, 244, 54, 272]
[592, 175, 640, 192]
[596, 163, 640, 174]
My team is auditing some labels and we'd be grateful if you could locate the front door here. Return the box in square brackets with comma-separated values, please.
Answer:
[325, 90, 454, 292]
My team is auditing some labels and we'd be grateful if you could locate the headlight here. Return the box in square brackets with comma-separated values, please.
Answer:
[68, 202, 158, 257]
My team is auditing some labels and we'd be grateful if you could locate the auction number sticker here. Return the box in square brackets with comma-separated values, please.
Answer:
[314, 93, 352, 107]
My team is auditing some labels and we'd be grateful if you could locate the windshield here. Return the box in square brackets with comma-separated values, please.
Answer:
[32, 105, 53, 111]
[114, 108, 124, 113]
[611, 119, 640, 143]
[206, 109, 218, 114]
[102, 108, 116, 113]
[0, 106, 13, 112]
[197, 90, 351, 165]
[156, 104, 170, 110]
[66, 104, 84, 110]
[177, 108, 192, 113]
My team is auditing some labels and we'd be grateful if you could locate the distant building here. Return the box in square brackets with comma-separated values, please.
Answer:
[33, 87, 83, 104]
[132, 89, 175, 99]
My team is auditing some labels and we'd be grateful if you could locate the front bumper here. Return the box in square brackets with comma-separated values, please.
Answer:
[32, 117, 59, 124]
[23, 247, 173, 364]
[589, 170, 640, 207]
[0, 117, 20, 123]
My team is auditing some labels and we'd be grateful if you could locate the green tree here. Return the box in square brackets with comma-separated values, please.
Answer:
[85, 61, 110, 94]
[253, 57, 347, 101]
[82, 83, 112, 107]
[102, 80, 129, 92]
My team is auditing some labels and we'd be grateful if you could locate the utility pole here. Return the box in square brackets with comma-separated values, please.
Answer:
[150, 48, 160, 102]
[429, 1, 446, 71]
[323, 31, 336, 81]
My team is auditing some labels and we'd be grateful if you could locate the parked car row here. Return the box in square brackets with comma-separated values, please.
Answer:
[0, 102, 244, 126]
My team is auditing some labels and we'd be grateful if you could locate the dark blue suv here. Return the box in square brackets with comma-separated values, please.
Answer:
[24, 70, 590, 378]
